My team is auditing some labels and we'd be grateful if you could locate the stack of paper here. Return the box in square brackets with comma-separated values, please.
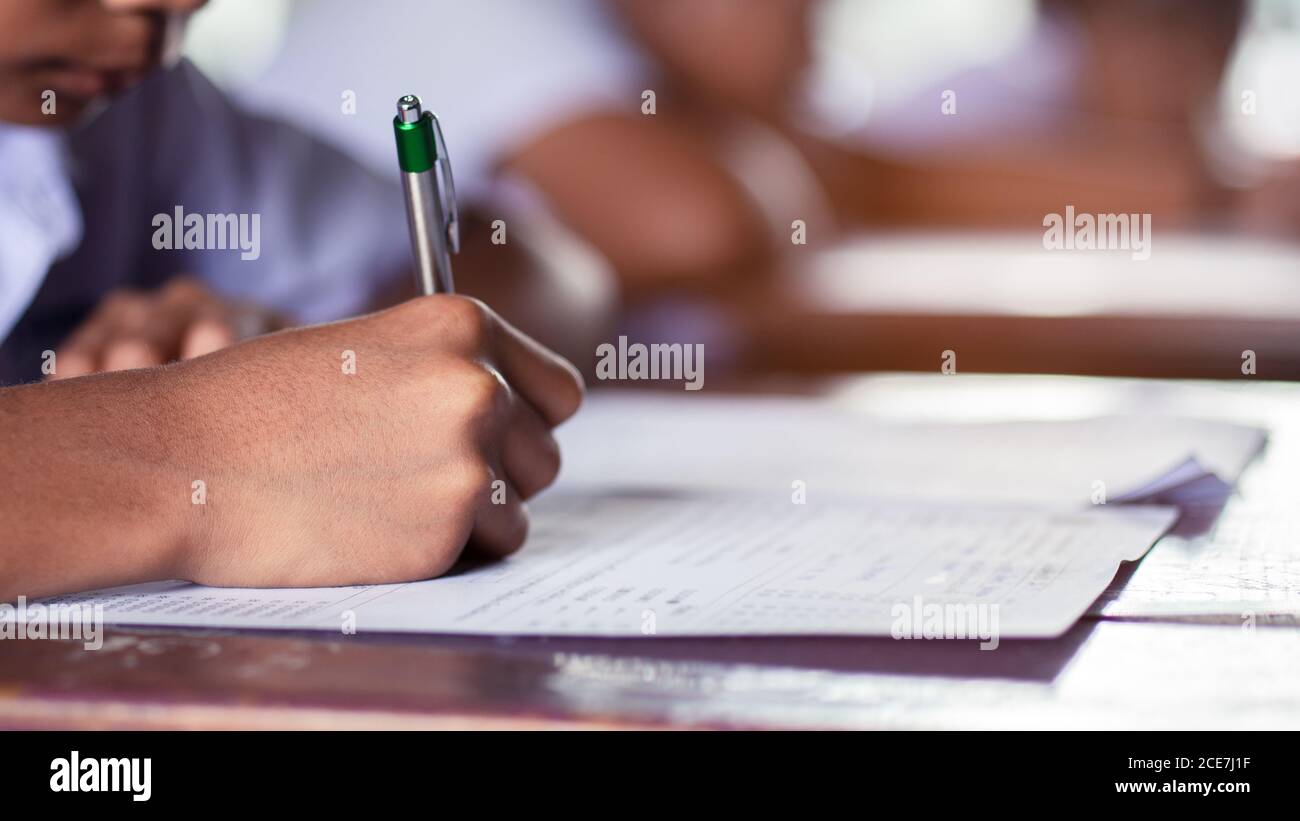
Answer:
[555, 394, 1265, 509]
[59, 393, 1265, 640]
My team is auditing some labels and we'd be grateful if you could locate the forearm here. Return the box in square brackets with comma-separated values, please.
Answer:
[0, 369, 191, 601]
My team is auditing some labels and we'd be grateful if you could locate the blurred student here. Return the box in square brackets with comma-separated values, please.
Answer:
[235, 0, 831, 304]
[0, 0, 583, 601]
[802, 0, 1250, 229]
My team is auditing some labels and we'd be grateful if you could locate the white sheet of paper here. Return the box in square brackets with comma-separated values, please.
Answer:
[65, 493, 1175, 639]
[555, 394, 1265, 508]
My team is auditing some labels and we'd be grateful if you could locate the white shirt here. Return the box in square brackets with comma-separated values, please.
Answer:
[0, 126, 82, 344]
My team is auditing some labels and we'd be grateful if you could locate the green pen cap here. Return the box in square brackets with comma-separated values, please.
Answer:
[393, 95, 437, 173]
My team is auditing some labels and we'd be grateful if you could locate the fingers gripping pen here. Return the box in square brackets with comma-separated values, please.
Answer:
[393, 95, 459, 295]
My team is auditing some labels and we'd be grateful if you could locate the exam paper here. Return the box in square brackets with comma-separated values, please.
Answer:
[64, 493, 1175, 639]
[555, 394, 1266, 508]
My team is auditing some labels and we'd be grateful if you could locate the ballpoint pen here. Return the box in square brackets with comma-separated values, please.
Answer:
[392, 94, 459, 295]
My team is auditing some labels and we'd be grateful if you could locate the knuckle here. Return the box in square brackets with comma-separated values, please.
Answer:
[437, 296, 494, 348]
[108, 337, 157, 360]
[445, 457, 496, 513]
[51, 350, 92, 379]
[189, 317, 238, 345]
[100, 289, 141, 312]
[163, 276, 207, 301]
[554, 368, 585, 422]
[104, 291, 151, 325]
[536, 434, 562, 486]
[453, 363, 509, 421]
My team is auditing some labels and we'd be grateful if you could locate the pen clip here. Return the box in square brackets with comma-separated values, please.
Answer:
[429, 112, 460, 255]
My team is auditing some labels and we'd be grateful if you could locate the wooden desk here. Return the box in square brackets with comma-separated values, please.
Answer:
[2, 375, 1298, 730]
[743, 233, 1300, 379]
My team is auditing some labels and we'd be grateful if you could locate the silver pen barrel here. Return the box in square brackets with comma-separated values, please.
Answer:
[401, 170, 452, 295]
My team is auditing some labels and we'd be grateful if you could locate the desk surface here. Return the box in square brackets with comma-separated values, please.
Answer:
[744, 233, 1300, 380]
[3, 374, 1298, 730]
